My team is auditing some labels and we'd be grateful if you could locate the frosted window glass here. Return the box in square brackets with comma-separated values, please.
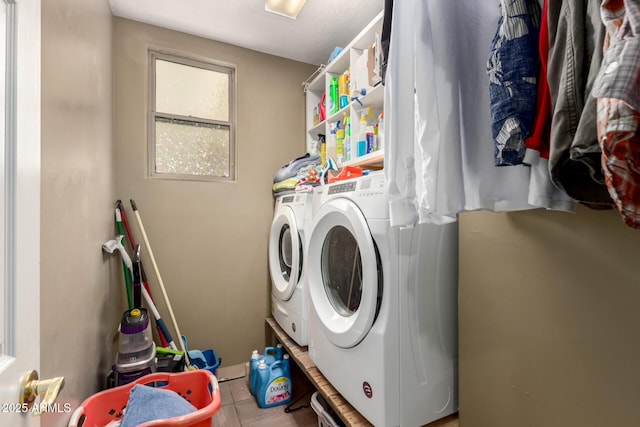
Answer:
[156, 60, 229, 121]
[155, 118, 230, 177]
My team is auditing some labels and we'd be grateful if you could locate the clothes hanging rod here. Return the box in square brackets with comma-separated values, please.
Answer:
[302, 64, 326, 93]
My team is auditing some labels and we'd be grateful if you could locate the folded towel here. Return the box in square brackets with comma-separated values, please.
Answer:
[120, 384, 196, 427]
[272, 177, 299, 194]
[273, 154, 322, 183]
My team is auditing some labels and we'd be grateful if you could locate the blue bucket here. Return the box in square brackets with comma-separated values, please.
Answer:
[181, 336, 220, 376]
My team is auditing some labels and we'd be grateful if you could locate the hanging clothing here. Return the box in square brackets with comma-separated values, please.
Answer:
[523, 0, 577, 212]
[592, 0, 640, 228]
[546, 0, 613, 207]
[380, 0, 393, 85]
[487, 0, 541, 166]
[385, 0, 536, 227]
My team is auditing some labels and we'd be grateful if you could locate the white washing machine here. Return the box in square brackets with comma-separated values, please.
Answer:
[269, 191, 313, 346]
[307, 172, 459, 427]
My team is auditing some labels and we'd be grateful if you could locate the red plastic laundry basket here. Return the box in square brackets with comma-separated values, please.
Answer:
[68, 370, 221, 427]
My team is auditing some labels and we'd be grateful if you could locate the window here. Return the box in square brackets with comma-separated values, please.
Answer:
[149, 51, 236, 181]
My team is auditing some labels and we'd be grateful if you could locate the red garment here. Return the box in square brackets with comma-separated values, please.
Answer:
[524, 0, 551, 159]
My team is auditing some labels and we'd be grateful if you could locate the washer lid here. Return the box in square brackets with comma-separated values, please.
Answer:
[269, 205, 302, 301]
[308, 197, 381, 348]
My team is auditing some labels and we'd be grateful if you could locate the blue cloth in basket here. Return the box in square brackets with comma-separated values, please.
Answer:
[120, 384, 196, 427]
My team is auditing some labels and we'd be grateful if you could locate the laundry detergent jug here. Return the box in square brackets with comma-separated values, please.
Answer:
[249, 350, 261, 396]
[249, 344, 285, 396]
[263, 344, 284, 365]
[256, 355, 292, 408]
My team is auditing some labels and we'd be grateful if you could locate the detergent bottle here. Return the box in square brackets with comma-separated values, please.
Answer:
[263, 344, 284, 365]
[249, 350, 261, 396]
[329, 76, 339, 115]
[336, 123, 345, 165]
[256, 358, 293, 408]
[366, 124, 375, 154]
[357, 112, 368, 157]
[339, 70, 350, 109]
[282, 354, 291, 379]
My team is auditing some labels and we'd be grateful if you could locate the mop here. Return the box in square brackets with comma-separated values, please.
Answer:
[102, 235, 179, 351]
[116, 201, 170, 348]
[129, 199, 194, 369]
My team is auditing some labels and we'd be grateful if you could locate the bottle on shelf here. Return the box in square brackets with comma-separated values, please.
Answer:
[345, 116, 352, 161]
[366, 124, 375, 154]
[319, 134, 326, 165]
[357, 112, 368, 157]
[309, 138, 320, 156]
[319, 92, 326, 122]
[329, 76, 339, 116]
[336, 121, 345, 165]
[339, 69, 350, 110]
[327, 123, 337, 163]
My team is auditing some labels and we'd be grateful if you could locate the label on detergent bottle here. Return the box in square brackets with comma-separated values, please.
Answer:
[265, 377, 291, 405]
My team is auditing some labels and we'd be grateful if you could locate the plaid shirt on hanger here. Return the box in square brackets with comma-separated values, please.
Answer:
[592, 0, 640, 228]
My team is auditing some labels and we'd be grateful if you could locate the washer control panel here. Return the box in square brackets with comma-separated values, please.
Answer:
[328, 180, 357, 194]
[357, 173, 385, 198]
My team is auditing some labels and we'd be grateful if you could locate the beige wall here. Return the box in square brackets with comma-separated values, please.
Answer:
[40, 0, 119, 426]
[459, 207, 640, 426]
[113, 18, 316, 366]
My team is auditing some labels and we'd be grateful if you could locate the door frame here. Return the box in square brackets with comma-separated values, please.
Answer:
[0, 0, 41, 425]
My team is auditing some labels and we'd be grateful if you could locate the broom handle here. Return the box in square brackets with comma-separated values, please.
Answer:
[130, 199, 191, 366]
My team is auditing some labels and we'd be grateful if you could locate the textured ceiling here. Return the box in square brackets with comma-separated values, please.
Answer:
[108, 0, 384, 66]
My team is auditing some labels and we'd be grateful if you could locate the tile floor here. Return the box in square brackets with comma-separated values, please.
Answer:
[212, 376, 319, 427]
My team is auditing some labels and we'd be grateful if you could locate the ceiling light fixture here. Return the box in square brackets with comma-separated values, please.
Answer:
[265, 0, 308, 19]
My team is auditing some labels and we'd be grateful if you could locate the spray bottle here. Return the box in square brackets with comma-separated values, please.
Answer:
[327, 122, 337, 162]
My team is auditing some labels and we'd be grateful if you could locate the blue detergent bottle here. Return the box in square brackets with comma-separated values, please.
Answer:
[263, 344, 284, 365]
[250, 344, 283, 396]
[249, 350, 261, 396]
[256, 355, 293, 408]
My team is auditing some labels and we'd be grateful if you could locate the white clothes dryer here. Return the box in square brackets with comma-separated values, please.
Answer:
[307, 172, 459, 427]
[269, 192, 313, 346]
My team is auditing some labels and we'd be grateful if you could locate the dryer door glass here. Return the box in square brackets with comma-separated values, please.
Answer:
[321, 225, 362, 316]
[279, 225, 293, 281]
[269, 205, 302, 301]
[278, 225, 303, 284]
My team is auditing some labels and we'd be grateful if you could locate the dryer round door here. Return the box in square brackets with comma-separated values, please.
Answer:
[308, 197, 381, 349]
[269, 205, 303, 301]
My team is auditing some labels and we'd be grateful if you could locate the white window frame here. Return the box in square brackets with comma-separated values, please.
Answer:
[148, 50, 236, 181]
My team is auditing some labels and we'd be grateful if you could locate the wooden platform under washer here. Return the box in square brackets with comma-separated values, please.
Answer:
[265, 317, 459, 427]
